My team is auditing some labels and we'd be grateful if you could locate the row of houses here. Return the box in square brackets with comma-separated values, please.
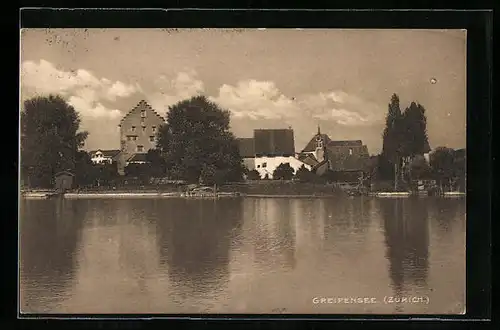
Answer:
[87, 100, 372, 180]
[237, 126, 371, 180]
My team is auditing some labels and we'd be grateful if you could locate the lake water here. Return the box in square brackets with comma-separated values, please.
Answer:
[19, 197, 465, 314]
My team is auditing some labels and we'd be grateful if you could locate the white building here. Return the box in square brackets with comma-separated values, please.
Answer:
[238, 128, 311, 179]
[89, 149, 121, 165]
[254, 156, 312, 179]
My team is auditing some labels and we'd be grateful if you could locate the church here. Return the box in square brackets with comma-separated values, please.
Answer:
[297, 126, 370, 182]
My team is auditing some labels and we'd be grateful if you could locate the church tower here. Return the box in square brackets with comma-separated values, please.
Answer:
[315, 125, 326, 163]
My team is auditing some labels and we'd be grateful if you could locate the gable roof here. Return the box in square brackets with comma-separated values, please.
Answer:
[119, 100, 165, 127]
[90, 149, 121, 158]
[253, 129, 295, 156]
[237, 138, 255, 158]
[302, 134, 332, 152]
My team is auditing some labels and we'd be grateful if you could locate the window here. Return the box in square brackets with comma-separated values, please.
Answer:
[137, 145, 144, 152]
[149, 136, 155, 142]
[257, 165, 261, 168]
[142, 126, 146, 132]
[141, 110, 146, 118]
[152, 126, 157, 132]
[262, 163, 267, 168]
[141, 117, 146, 124]
[131, 126, 136, 132]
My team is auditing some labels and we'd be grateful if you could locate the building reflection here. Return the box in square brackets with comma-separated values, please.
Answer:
[379, 198, 430, 295]
[19, 198, 86, 313]
[155, 198, 244, 296]
[251, 198, 296, 271]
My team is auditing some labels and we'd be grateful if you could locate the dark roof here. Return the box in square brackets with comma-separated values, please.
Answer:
[454, 148, 466, 158]
[237, 138, 255, 158]
[127, 153, 148, 163]
[253, 129, 295, 156]
[55, 170, 75, 177]
[327, 140, 363, 147]
[297, 153, 320, 167]
[302, 134, 332, 152]
[326, 147, 370, 172]
[90, 149, 121, 158]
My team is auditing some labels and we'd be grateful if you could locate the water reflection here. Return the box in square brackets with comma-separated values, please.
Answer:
[155, 199, 243, 298]
[379, 198, 430, 297]
[19, 199, 86, 313]
[250, 198, 296, 270]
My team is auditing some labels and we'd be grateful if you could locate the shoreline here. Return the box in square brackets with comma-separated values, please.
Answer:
[21, 190, 466, 199]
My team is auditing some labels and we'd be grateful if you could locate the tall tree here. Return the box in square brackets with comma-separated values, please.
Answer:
[21, 95, 88, 188]
[157, 95, 245, 184]
[381, 94, 403, 190]
[294, 165, 315, 182]
[400, 102, 430, 182]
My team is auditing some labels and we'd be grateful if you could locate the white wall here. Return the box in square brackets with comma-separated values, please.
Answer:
[254, 156, 312, 179]
[91, 153, 113, 164]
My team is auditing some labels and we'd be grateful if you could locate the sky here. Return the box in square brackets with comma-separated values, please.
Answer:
[20, 28, 466, 155]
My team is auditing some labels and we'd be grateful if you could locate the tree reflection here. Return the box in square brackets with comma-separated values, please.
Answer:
[155, 198, 243, 296]
[19, 198, 86, 313]
[379, 198, 430, 295]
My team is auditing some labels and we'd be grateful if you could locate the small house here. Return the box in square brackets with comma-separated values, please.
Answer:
[54, 170, 75, 192]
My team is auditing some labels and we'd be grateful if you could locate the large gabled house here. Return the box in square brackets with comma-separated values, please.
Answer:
[237, 128, 312, 179]
[117, 100, 165, 175]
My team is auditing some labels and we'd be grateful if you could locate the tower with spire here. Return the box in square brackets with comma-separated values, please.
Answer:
[314, 125, 326, 163]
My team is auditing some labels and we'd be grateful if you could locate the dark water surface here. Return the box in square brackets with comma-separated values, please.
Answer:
[19, 197, 465, 314]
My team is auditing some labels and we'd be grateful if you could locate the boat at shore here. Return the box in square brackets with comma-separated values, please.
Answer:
[443, 191, 466, 198]
[370, 192, 411, 198]
[20, 191, 60, 199]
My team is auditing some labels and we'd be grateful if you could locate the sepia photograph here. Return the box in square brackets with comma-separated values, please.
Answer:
[19, 28, 466, 315]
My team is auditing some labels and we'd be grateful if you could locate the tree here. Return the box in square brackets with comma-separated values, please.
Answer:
[381, 94, 430, 190]
[381, 94, 404, 190]
[273, 163, 295, 180]
[400, 102, 430, 182]
[21, 95, 88, 188]
[429, 147, 455, 191]
[157, 95, 245, 184]
[246, 169, 261, 180]
[74, 150, 96, 187]
[146, 148, 167, 178]
[409, 154, 432, 180]
[294, 165, 314, 182]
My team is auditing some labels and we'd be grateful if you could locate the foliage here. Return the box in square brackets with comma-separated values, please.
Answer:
[409, 154, 432, 180]
[246, 169, 261, 180]
[380, 94, 430, 188]
[145, 148, 167, 178]
[156, 95, 245, 184]
[272, 163, 295, 180]
[429, 147, 455, 188]
[21, 95, 88, 188]
[294, 165, 315, 182]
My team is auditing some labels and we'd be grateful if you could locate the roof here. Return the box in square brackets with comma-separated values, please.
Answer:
[127, 153, 149, 163]
[327, 140, 363, 147]
[297, 153, 320, 167]
[302, 134, 332, 152]
[253, 129, 295, 156]
[54, 170, 75, 177]
[119, 100, 165, 127]
[326, 148, 369, 172]
[237, 138, 255, 158]
[90, 149, 121, 158]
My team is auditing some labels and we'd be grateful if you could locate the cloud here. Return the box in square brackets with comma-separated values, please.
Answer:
[210, 80, 298, 120]
[147, 70, 205, 113]
[20, 59, 140, 119]
[210, 79, 383, 126]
